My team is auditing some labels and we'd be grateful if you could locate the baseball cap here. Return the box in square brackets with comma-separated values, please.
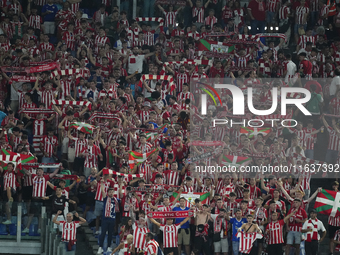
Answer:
[143, 101, 151, 107]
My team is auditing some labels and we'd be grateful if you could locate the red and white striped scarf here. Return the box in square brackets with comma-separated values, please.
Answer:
[102, 168, 144, 178]
[104, 196, 120, 217]
[51, 100, 91, 110]
[135, 17, 164, 31]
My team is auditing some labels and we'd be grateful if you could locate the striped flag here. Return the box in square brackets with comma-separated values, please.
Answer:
[314, 189, 340, 217]
[240, 127, 271, 138]
[128, 149, 158, 169]
[237, 232, 263, 254]
[69, 122, 96, 134]
[170, 191, 210, 207]
[102, 168, 144, 178]
[0, 149, 22, 170]
[221, 155, 252, 168]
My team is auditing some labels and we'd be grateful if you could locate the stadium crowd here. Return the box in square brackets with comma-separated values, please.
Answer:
[1, 0, 340, 254]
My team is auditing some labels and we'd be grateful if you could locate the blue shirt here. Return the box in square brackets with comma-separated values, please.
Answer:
[41, 4, 58, 21]
[229, 217, 247, 242]
[0, 111, 7, 126]
[173, 206, 190, 229]
[102, 196, 120, 221]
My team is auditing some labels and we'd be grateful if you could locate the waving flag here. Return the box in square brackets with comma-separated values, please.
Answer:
[0, 149, 22, 170]
[170, 191, 210, 207]
[237, 232, 263, 254]
[198, 39, 235, 53]
[221, 155, 252, 168]
[240, 127, 271, 138]
[128, 149, 158, 169]
[314, 189, 340, 217]
[145, 131, 158, 141]
[69, 122, 96, 134]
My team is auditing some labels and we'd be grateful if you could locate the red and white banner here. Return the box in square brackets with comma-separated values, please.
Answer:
[51, 100, 91, 110]
[147, 210, 194, 219]
[138, 74, 175, 92]
[19, 108, 56, 114]
[2, 62, 60, 73]
[54, 174, 79, 181]
[188, 141, 225, 147]
[102, 168, 144, 178]
[88, 112, 120, 122]
[258, 33, 286, 42]
[10, 75, 37, 82]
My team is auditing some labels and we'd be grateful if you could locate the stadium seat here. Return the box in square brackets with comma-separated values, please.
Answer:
[9, 224, 16, 235]
[0, 224, 7, 235]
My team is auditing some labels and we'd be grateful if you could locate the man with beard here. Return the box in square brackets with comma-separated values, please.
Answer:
[128, 46, 155, 75]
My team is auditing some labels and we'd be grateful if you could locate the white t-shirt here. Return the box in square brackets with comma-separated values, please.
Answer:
[128, 54, 145, 74]
[285, 60, 297, 84]
[330, 76, 340, 96]
[302, 218, 326, 241]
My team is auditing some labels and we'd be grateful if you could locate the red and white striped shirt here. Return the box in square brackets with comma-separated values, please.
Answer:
[60, 221, 80, 241]
[3, 171, 16, 190]
[329, 215, 340, 227]
[330, 97, 340, 115]
[288, 207, 307, 232]
[235, 54, 251, 68]
[94, 179, 115, 201]
[62, 31, 76, 51]
[39, 89, 56, 108]
[295, 6, 309, 24]
[145, 239, 158, 255]
[165, 170, 180, 186]
[71, 2, 80, 13]
[298, 35, 315, 49]
[192, 6, 205, 23]
[82, 145, 101, 168]
[265, 219, 284, 244]
[133, 222, 149, 250]
[23, 167, 36, 187]
[205, 16, 218, 27]
[159, 224, 180, 248]
[32, 175, 50, 198]
[163, 11, 178, 27]
[266, 0, 280, 12]
[41, 135, 58, 158]
[59, 80, 73, 100]
[327, 126, 340, 151]
[318, 5, 329, 25]
[33, 119, 45, 136]
[143, 31, 155, 46]
[279, 6, 290, 19]
[71, 137, 88, 157]
[28, 15, 42, 30]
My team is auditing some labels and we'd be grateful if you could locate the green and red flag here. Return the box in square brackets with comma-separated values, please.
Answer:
[69, 122, 96, 134]
[198, 39, 235, 53]
[170, 191, 210, 207]
[240, 127, 271, 138]
[128, 148, 158, 169]
[0, 149, 22, 170]
[221, 155, 252, 168]
[314, 189, 340, 217]
[145, 131, 158, 141]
